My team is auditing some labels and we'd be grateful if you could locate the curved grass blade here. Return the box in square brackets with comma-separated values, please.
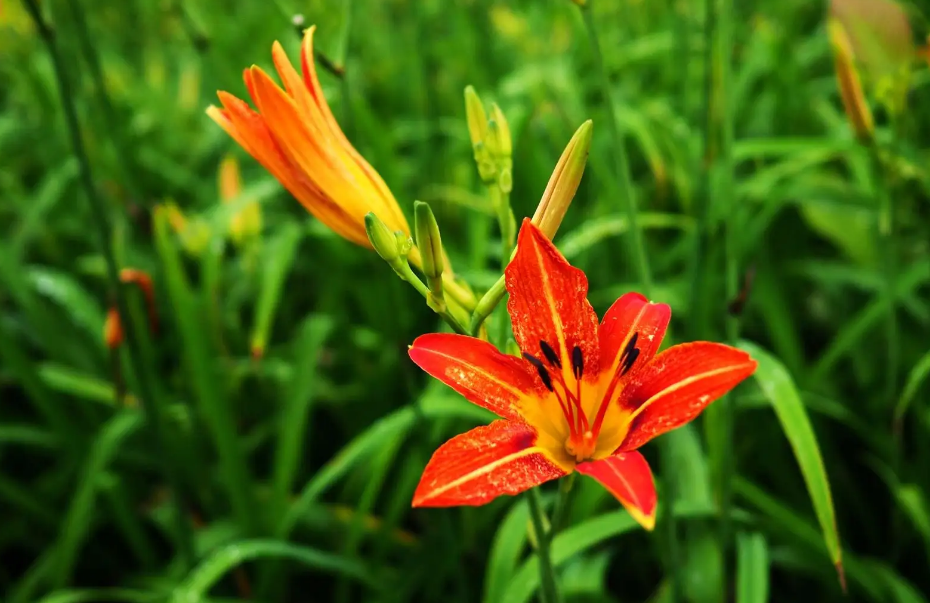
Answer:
[894, 348, 930, 423]
[53, 410, 143, 587]
[170, 540, 379, 603]
[279, 390, 493, 537]
[737, 341, 844, 588]
[37, 589, 155, 603]
[558, 213, 694, 261]
[501, 505, 715, 603]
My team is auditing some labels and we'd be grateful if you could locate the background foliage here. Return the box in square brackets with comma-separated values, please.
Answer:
[1, 0, 929, 601]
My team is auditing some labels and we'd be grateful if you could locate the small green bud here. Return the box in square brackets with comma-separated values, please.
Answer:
[365, 212, 401, 263]
[414, 201, 446, 312]
[488, 103, 512, 159]
[394, 231, 413, 258]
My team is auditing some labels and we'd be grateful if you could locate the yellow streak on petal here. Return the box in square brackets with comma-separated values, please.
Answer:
[418, 447, 573, 503]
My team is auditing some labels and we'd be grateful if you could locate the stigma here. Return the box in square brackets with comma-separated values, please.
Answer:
[564, 430, 597, 463]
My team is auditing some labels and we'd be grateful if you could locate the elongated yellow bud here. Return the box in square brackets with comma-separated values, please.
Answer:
[531, 120, 593, 240]
[828, 19, 874, 142]
[464, 85, 489, 148]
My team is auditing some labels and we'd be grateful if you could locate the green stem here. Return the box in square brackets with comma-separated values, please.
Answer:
[22, 0, 194, 568]
[490, 185, 515, 270]
[398, 263, 468, 334]
[579, 0, 653, 294]
[527, 488, 561, 603]
[64, 0, 146, 208]
[716, 0, 739, 578]
[550, 473, 576, 534]
[469, 275, 507, 336]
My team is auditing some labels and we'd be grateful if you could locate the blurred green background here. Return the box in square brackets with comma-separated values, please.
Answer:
[2, 0, 930, 601]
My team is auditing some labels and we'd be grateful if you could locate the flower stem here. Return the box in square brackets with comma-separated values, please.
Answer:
[489, 185, 515, 271]
[397, 263, 468, 335]
[527, 488, 561, 603]
[578, 0, 653, 295]
[21, 0, 194, 567]
[550, 472, 576, 534]
[469, 275, 507, 336]
[712, 0, 739, 577]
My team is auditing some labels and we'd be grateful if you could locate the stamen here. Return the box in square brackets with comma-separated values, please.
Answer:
[590, 331, 642, 438]
[621, 348, 640, 376]
[523, 353, 554, 392]
[539, 340, 561, 368]
[571, 346, 584, 379]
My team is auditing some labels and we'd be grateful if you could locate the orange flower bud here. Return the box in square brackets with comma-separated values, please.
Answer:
[103, 308, 124, 350]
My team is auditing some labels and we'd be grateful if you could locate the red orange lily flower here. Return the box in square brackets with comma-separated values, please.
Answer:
[409, 220, 757, 529]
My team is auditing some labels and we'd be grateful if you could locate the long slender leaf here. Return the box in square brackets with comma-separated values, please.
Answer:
[170, 540, 380, 603]
[738, 341, 843, 583]
[736, 532, 769, 603]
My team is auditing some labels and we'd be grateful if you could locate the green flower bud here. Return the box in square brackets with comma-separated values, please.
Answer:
[365, 212, 401, 263]
[464, 86, 489, 149]
[414, 201, 446, 312]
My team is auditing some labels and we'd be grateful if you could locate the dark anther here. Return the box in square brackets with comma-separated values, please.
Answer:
[524, 353, 554, 392]
[621, 348, 640, 376]
[620, 332, 640, 376]
[571, 346, 584, 379]
[539, 340, 561, 368]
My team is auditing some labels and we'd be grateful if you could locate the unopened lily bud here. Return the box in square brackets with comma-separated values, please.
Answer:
[488, 103, 512, 159]
[365, 212, 402, 264]
[487, 113, 513, 194]
[119, 268, 159, 335]
[828, 19, 874, 143]
[394, 231, 413, 259]
[103, 308, 124, 350]
[163, 200, 210, 257]
[414, 201, 445, 312]
[220, 155, 262, 246]
[464, 85, 489, 148]
[531, 120, 593, 239]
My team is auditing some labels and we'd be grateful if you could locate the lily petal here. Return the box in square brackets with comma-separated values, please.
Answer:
[599, 292, 671, 390]
[576, 451, 657, 530]
[413, 420, 567, 507]
[619, 342, 757, 451]
[505, 219, 600, 379]
[409, 333, 544, 421]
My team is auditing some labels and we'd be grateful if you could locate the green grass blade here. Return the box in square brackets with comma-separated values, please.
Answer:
[271, 314, 334, 515]
[484, 499, 530, 603]
[37, 589, 155, 603]
[170, 540, 380, 603]
[154, 208, 258, 535]
[736, 532, 769, 603]
[501, 505, 715, 603]
[249, 222, 303, 358]
[894, 348, 930, 423]
[53, 410, 143, 587]
[738, 341, 844, 586]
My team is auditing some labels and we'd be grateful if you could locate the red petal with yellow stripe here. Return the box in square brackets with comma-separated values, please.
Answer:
[412, 421, 567, 507]
[619, 342, 757, 451]
[505, 218, 600, 379]
[576, 451, 657, 530]
[408, 333, 545, 421]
